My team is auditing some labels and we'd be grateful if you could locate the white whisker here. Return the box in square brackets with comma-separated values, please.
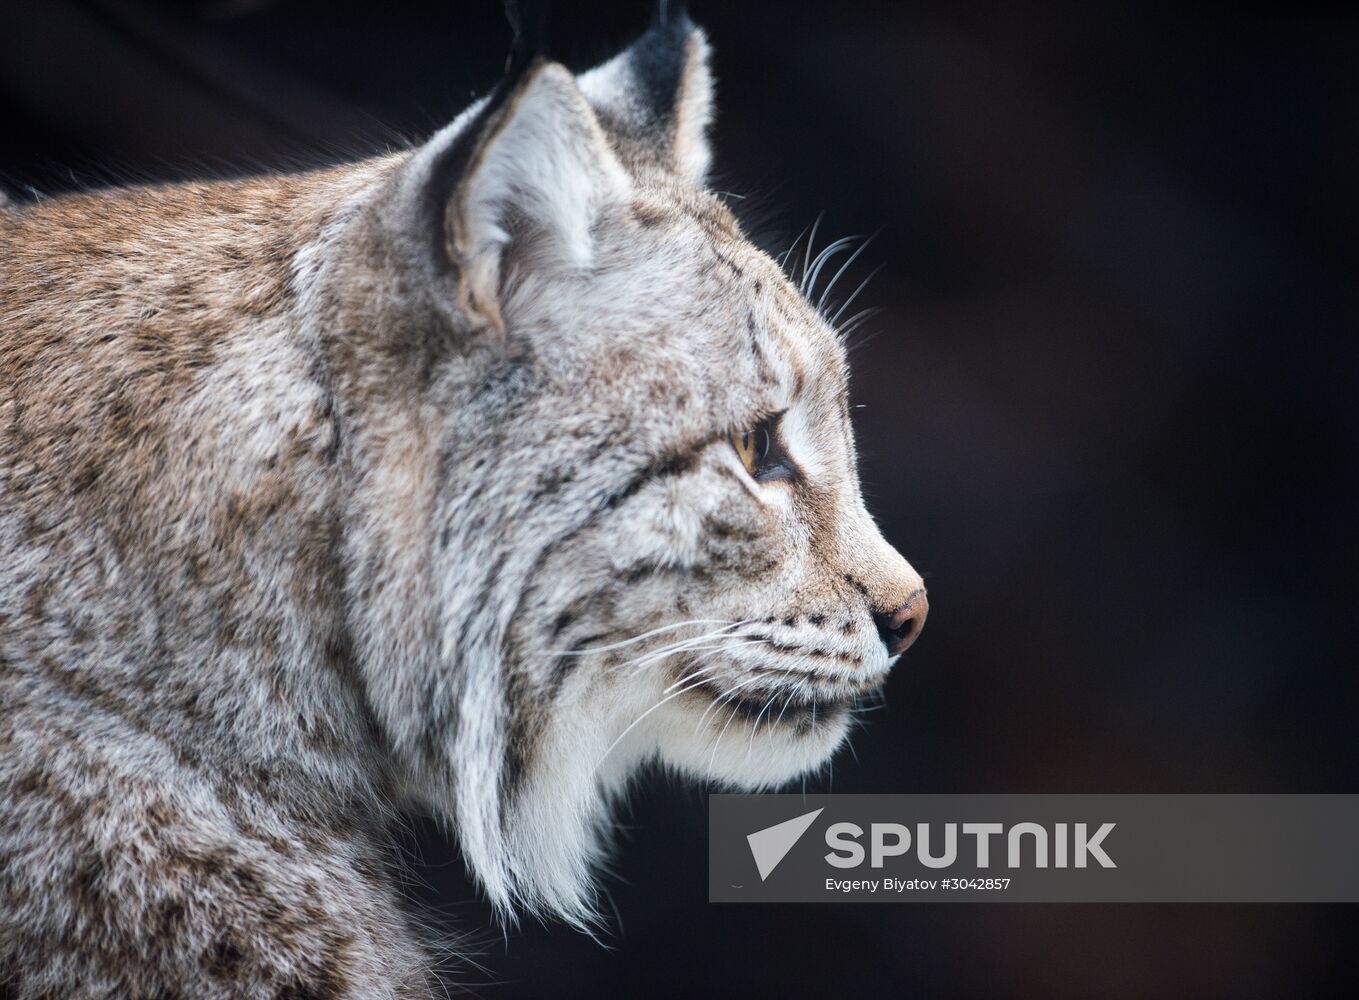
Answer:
[595, 635, 774, 766]
[800, 212, 824, 293]
[660, 639, 771, 691]
[692, 671, 765, 735]
[776, 224, 810, 271]
[745, 692, 780, 761]
[803, 235, 859, 301]
[770, 677, 807, 741]
[596, 670, 721, 765]
[551, 618, 738, 657]
[610, 630, 760, 678]
[836, 305, 883, 341]
[818, 231, 878, 313]
[704, 678, 766, 782]
[829, 263, 884, 327]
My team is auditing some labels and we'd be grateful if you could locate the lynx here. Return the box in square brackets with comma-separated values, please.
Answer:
[0, 12, 927, 997]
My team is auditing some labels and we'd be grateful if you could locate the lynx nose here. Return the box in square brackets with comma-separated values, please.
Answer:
[874, 590, 928, 655]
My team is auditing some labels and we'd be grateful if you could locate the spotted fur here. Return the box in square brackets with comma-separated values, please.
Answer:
[0, 15, 925, 997]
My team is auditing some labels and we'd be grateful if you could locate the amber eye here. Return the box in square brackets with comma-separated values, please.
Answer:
[732, 415, 791, 481]
[732, 426, 770, 476]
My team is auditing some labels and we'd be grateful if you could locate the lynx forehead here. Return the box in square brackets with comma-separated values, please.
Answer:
[0, 11, 926, 996]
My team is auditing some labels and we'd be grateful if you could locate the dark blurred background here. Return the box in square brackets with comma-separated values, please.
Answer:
[4, 0, 1358, 995]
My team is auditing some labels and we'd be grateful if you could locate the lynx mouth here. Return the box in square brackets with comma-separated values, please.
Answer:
[682, 674, 881, 734]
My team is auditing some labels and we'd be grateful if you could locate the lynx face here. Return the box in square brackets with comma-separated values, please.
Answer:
[321, 19, 926, 919]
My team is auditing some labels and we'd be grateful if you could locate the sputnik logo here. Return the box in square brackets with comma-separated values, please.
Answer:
[746, 808, 824, 881]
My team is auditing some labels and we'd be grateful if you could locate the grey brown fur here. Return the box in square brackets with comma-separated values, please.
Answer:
[0, 17, 926, 998]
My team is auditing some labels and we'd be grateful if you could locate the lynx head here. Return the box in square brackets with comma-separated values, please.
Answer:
[323, 13, 926, 922]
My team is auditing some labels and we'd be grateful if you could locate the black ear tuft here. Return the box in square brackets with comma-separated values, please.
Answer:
[629, 10, 696, 138]
[503, 0, 551, 73]
[576, 11, 714, 185]
[654, 0, 687, 26]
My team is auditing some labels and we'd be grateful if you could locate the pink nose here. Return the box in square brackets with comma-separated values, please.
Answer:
[874, 590, 928, 655]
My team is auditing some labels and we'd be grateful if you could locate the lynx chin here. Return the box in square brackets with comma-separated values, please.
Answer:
[0, 12, 927, 997]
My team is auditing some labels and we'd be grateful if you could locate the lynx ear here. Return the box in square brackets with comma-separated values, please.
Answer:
[400, 60, 631, 335]
[576, 9, 715, 186]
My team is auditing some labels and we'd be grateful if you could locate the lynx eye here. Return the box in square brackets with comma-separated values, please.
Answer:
[731, 414, 792, 481]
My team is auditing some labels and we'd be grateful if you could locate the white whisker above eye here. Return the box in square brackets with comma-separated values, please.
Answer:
[776, 223, 811, 272]
[800, 211, 825, 293]
[829, 262, 885, 327]
[836, 305, 884, 341]
[803, 235, 860, 301]
[818, 232, 879, 314]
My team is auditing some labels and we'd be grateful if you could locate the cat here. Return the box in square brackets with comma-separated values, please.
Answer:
[0, 11, 927, 997]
